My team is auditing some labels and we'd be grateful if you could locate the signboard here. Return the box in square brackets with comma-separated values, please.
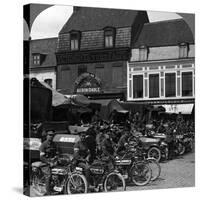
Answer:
[74, 72, 102, 94]
[56, 47, 130, 65]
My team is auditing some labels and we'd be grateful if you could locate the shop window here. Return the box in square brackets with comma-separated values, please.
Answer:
[70, 31, 81, 51]
[32, 54, 40, 65]
[104, 27, 115, 48]
[78, 65, 87, 77]
[44, 78, 53, 88]
[139, 46, 148, 61]
[165, 73, 176, 97]
[182, 72, 193, 96]
[149, 74, 159, 98]
[133, 75, 143, 98]
[179, 43, 188, 58]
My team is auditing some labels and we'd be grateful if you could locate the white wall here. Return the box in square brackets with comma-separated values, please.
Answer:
[30, 70, 56, 89]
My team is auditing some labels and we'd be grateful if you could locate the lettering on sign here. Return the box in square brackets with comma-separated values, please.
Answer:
[77, 87, 100, 93]
[59, 137, 76, 143]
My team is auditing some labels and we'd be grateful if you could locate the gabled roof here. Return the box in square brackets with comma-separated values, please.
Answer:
[133, 19, 194, 48]
[30, 37, 57, 68]
[59, 7, 147, 34]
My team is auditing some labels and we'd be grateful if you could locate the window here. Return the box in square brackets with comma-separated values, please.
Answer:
[165, 73, 176, 97]
[182, 72, 193, 96]
[112, 66, 122, 86]
[104, 27, 115, 48]
[179, 43, 188, 58]
[139, 46, 148, 61]
[133, 75, 143, 98]
[70, 31, 81, 51]
[44, 78, 53, 88]
[33, 54, 40, 65]
[149, 74, 159, 98]
[78, 65, 87, 77]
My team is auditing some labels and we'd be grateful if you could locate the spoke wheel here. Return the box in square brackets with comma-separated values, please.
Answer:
[104, 172, 126, 192]
[130, 161, 152, 186]
[66, 173, 88, 194]
[147, 147, 161, 162]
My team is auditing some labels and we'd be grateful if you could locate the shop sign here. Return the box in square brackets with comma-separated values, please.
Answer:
[75, 73, 102, 94]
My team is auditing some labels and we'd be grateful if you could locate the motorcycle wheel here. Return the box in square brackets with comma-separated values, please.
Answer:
[32, 172, 46, 196]
[104, 172, 126, 192]
[147, 147, 161, 162]
[177, 143, 185, 155]
[66, 173, 88, 194]
[146, 158, 161, 181]
[130, 161, 152, 186]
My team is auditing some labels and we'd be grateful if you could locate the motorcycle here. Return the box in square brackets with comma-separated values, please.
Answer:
[114, 144, 152, 186]
[76, 157, 126, 192]
[31, 156, 88, 195]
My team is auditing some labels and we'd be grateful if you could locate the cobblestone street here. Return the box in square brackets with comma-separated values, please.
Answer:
[127, 152, 195, 191]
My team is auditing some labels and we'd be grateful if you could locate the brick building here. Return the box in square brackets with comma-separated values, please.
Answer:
[29, 37, 57, 89]
[56, 6, 149, 99]
[127, 19, 195, 113]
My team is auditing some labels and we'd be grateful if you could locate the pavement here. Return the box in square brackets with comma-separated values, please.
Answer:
[28, 152, 195, 196]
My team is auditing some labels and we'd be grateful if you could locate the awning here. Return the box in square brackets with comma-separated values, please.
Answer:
[163, 104, 194, 114]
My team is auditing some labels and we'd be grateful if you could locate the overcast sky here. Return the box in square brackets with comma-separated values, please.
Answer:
[29, 5, 182, 40]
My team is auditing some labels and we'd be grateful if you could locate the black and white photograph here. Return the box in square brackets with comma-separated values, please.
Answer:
[22, 2, 195, 198]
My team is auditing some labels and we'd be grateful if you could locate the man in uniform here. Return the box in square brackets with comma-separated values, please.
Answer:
[39, 129, 57, 195]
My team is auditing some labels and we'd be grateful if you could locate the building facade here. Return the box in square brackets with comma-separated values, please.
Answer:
[29, 37, 57, 89]
[56, 7, 149, 99]
[127, 19, 195, 110]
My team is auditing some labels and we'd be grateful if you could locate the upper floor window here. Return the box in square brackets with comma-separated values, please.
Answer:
[165, 73, 176, 97]
[182, 71, 193, 96]
[70, 31, 81, 51]
[133, 75, 143, 98]
[139, 46, 148, 61]
[149, 74, 159, 98]
[104, 27, 116, 48]
[32, 54, 40, 65]
[179, 43, 189, 58]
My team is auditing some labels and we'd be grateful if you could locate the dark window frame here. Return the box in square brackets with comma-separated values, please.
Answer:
[149, 73, 160, 98]
[165, 72, 176, 97]
[132, 74, 143, 99]
[103, 27, 116, 48]
[182, 71, 193, 97]
[32, 54, 41, 65]
[70, 30, 81, 51]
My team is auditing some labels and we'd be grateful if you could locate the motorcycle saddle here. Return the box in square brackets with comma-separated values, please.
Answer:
[31, 161, 48, 168]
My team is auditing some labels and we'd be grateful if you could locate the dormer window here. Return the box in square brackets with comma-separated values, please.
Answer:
[139, 45, 148, 61]
[179, 42, 188, 58]
[32, 54, 40, 65]
[70, 31, 81, 51]
[104, 27, 116, 48]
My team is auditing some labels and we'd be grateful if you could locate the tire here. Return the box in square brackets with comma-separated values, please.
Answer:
[178, 143, 185, 155]
[32, 172, 46, 196]
[104, 172, 126, 192]
[146, 158, 161, 181]
[147, 147, 161, 162]
[66, 173, 88, 194]
[130, 161, 152, 186]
